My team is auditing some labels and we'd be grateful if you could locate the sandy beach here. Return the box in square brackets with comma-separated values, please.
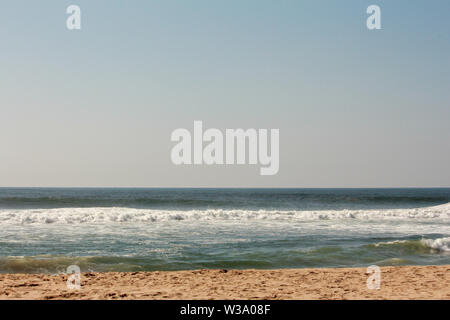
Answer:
[0, 265, 449, 300]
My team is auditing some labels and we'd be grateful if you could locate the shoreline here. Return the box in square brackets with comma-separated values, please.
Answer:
[0, 265, 449, 300]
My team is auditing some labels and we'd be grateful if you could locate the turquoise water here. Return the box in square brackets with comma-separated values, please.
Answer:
[0, 188, 449, 273]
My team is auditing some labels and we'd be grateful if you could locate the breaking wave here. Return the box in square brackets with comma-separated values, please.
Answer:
[371, 237, 450, 253]
[421, 237, 450, 252]
[0, 202, 448, 225]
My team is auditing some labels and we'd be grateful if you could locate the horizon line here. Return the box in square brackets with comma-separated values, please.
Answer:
[1, 186, 449, 189]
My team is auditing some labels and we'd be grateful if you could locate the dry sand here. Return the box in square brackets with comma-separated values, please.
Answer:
[0, 265, 449, 300]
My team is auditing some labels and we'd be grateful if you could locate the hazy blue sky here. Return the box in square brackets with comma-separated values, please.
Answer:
[1, 0, 449, 187]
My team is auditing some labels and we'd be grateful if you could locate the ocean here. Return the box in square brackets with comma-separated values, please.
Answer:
[0, 188, 449, 274]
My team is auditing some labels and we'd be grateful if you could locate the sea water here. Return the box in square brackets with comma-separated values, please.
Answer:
[0, 188, 449, 273]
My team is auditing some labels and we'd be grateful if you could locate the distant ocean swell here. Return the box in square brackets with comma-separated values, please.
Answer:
[0, 197, 227, 209]
[0, 193, 448, 210]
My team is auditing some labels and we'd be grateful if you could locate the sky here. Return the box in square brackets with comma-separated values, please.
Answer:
[0, 0, 449, 188]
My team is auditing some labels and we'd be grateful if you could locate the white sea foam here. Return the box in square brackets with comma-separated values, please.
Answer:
[421, 237, 450, 252]
[0, 202, 448, 225]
